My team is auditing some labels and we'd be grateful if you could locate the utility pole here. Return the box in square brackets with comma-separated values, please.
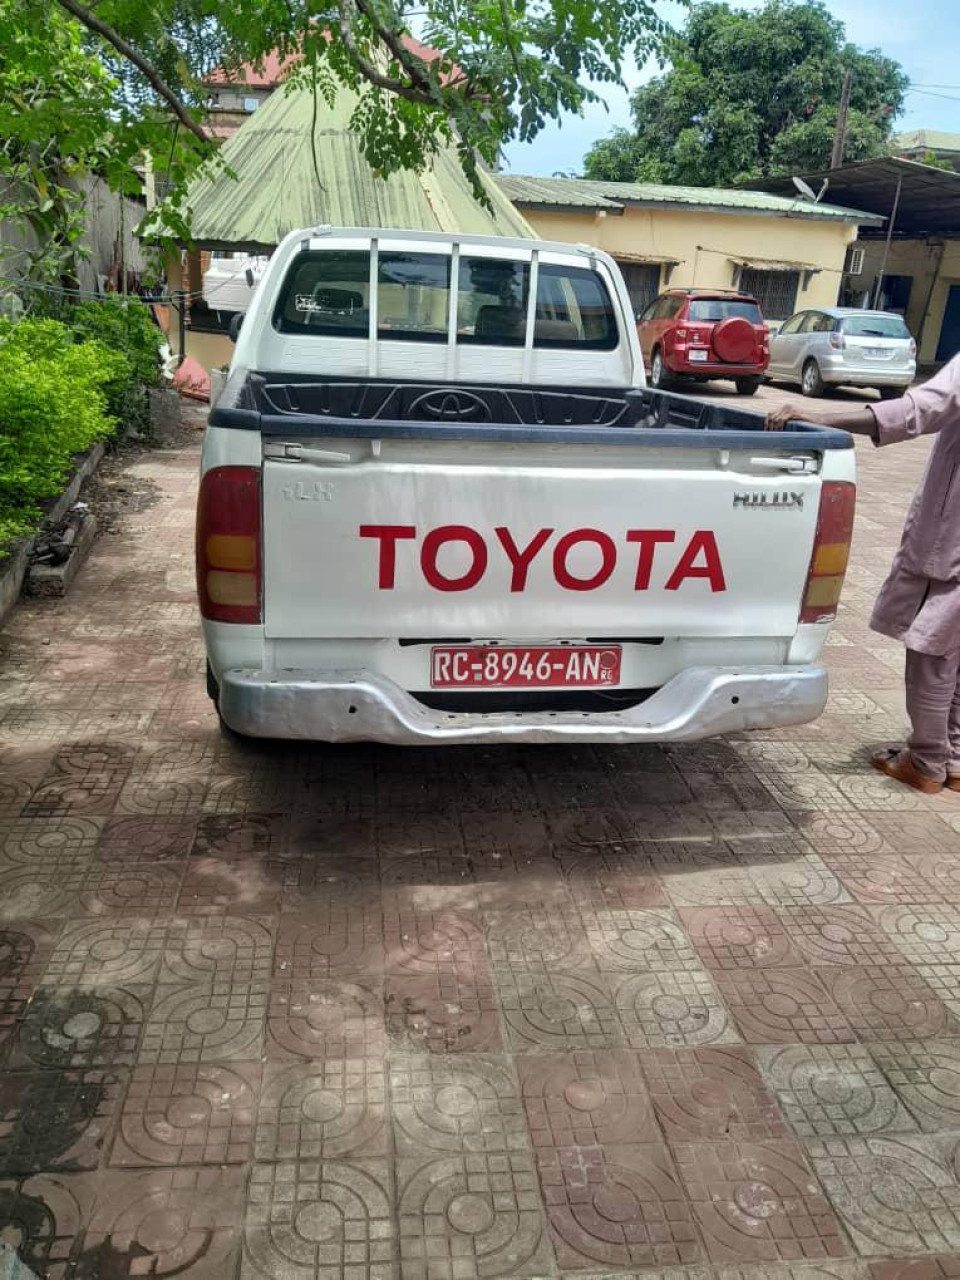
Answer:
[831, 69, 853, 169]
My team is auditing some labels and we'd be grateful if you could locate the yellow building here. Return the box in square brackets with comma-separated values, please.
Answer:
[497, 176, 881, 325]
[757, 158, 960, 365]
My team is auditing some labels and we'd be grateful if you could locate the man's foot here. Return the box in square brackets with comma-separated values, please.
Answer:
[871, 747, 944, 794]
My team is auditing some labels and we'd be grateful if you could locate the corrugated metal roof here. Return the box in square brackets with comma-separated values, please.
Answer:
[895, 129, 960, 154]
[159, 81, 534, 246]
[497, 175, 882, 223]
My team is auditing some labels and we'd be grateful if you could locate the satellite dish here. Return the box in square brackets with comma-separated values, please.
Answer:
[792, 176, 830, 203]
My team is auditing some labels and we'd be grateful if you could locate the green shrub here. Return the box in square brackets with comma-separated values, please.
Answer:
[67, 298, 164, 389]
[0, 317, 124, 552]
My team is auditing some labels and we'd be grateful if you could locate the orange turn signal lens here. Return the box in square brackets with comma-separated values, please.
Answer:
[812, 542, 851, 577]
[206, 533, 257, 571]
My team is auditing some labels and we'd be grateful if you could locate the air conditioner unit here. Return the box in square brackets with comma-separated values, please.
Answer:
[844, 246, 865, 276]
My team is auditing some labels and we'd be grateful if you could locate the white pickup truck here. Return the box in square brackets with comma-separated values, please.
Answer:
[198, 226, 856, 745]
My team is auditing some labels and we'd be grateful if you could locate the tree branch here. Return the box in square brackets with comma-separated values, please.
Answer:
[54, 0, 209, 143]
[352, 0, 434, 95]
[336, 0, 433, 104]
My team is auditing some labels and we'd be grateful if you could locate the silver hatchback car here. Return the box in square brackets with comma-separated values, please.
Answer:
[768, 306, 916, 398]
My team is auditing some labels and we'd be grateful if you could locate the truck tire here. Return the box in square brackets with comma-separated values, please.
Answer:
[735, 377, 761, 396]
[650, 348, 672, 390]
[801, 359, 824, 398]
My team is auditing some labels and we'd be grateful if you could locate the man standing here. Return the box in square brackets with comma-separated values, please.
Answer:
[766, 356, 960, 794]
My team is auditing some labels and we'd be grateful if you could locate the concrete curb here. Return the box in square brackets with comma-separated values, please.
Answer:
[0, 440, 105, 628]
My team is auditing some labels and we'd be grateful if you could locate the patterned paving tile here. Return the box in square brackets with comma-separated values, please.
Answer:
[538, 1141, 703, 1269]
[77, 863, 182, 916]
[681, 905, 804, 970]
[499, 969, 624, 1051]
[869, 1262, 960, 1280]
[807, 1135, 960, 1255]
[243, 1160, 396, 1280]
[641, 1047, 790, 1142]
[673, 1139, 848, 1264]
[518, 1049, 658, 1149]
[160, 915, 275, 985]
[877, 904, 960, 964]
[615, 970, 740, 1050]
[583, 907, 702, 972]
[177, 855, 283, 916]
[385, 969, 502, 1055]
[139, 983, 267, 1064]
[824, 853, 942, 906]
[823, 965, 959, 1041]
[715, 969, 855, 1046]
[94, 815, 198, 864]
[0, 1070, 123, 1172]
[0, 816, 102, 868]
[393, 1054, 527, 1155]
[192, 811, 288, 860]
[0, 1173, 91, 1279]
[267, 980, 385, 1061]
[399, 1152, 550, 1279]
[484, 904, 592, 974]
[0, 921, 56, 1046]
[11, 985, 148, 1070]
[79, 1166, 243, 1279]
[782, 906, 904, 967]
[794, 813, 888, 859]
[44, 918, 167, 986]
[111, 1062, 259, 1166]
[558, 850, 668, 909]
[757, 1045, 917, 1138]
[660, 860, 765, 909]
[870, 1040, 960, 1132]
[257, 1059, 387, 1160]
[275, 906, 383, 980]
[747, 854, 852, 909]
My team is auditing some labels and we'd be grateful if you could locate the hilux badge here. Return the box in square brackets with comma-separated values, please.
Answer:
[733, 491, 804, 510]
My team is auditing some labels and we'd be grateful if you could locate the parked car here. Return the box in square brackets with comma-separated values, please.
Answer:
[636, 289, 770, 395]
[768, 306, 916, 398]
[199, 227, 855, 745]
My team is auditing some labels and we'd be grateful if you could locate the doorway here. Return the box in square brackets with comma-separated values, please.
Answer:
[936, 284, 960, 362]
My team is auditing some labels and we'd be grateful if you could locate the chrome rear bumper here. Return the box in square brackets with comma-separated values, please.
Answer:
[217, 665, 828, 745]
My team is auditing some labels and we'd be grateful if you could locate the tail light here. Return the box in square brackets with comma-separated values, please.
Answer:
[675, 327, 688, 341]
[800, 480, 856, 623]
[196, 466, 262, 623]
[829, 331, 846, 351]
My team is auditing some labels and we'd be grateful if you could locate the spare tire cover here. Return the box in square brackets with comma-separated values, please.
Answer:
[712, 316, 756, 363]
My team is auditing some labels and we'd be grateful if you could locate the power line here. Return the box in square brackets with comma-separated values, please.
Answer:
[904, 87, 960, 103]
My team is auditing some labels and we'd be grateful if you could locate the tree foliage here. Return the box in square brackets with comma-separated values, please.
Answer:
[0, 0, 679, 278]
[583, 0, 908, 187]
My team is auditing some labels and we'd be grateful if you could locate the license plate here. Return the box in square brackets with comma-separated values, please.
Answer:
[431, 645, 622, 688]
[689, 349, 708, 362]
[864, 348, 887, 359]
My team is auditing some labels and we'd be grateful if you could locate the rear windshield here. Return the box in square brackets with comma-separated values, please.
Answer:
[840, 314, 911, 339]
[272, 248, 618, 349]
[688, 299, 762, 323]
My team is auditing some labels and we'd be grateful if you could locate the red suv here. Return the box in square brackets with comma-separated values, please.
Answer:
[636, 289, 770, 395]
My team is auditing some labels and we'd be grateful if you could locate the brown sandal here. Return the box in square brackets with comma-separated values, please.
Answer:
[948, 776, 960, 793]
[871, 747, 943, 794]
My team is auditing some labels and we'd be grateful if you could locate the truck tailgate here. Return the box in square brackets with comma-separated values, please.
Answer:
[262, 437, 820, 640]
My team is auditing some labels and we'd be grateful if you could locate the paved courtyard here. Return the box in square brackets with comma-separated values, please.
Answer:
[3, 397, 960, 1278]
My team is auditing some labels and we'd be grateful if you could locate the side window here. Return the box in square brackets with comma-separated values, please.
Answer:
[458, 257, 528, 345]
[778, 313, 804, 336]
[273, 250, 370, 335]
[378, 252, 450, 342]
[534, 264, 618, 349]
[637, 298, 659, 323]
[799, 312, 825, 334]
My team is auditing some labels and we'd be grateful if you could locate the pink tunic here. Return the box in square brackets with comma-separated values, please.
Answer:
[869, 355, 960, 656]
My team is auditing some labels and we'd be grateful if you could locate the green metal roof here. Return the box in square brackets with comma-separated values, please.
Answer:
[497, 175, 882, 224]
[160, 81, 534, 247]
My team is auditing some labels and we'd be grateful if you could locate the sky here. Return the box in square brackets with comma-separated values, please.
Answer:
[501, 0, 960, 177]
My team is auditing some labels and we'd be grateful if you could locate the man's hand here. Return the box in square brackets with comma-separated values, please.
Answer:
[765, 403, 813, 432]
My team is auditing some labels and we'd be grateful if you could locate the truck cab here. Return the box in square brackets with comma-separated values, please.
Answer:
[199, 226, 856, 745]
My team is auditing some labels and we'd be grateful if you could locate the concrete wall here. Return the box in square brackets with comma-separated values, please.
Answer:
[164, 252, 234, 371]
[519, 206, 859, 316]
[0, 175, 146, 294]
[849, 237, 960, 363]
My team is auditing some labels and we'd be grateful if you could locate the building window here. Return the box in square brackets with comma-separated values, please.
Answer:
[243, 97, 260, 113]
[617, 263, 661, 315]
[739, 268, 800, 322]
[877, 274, 913, 314]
